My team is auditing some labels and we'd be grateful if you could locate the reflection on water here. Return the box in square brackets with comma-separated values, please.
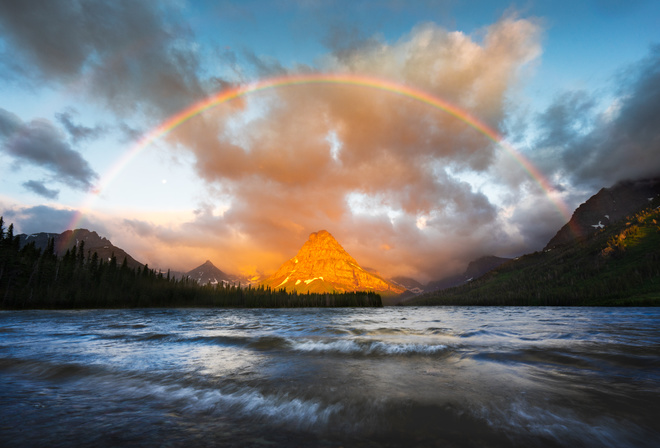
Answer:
[0, 307, 658, 447]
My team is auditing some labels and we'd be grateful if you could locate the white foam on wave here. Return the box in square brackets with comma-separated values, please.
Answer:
[10, 356, 341, 432]
[289, 338, 447, 355]
[120, 381, 341, 430]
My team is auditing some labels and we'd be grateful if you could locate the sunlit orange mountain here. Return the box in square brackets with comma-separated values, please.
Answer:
[260, 230, 405, 299]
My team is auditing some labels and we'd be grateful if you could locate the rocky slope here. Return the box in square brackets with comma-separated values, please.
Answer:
[186, 260, 247, 286]
[260, 230, 405, 301]
[546, 177, 660, 249]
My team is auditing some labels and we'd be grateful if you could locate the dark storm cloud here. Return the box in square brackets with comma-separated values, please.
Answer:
[0, 1, 90, 79]
[0, 107, 97, 191]
[534, 45, 660, 189]
[22, 180, 59, 200]
[0, 0, 208, 118]
[535, 91, 596, 149]
[55, 111, 107, 143]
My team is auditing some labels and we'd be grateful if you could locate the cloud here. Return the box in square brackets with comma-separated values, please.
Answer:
[0, 107, 21, 135]
[22, 180, 59, 199]
[55, 110, 107, 143]
[116, 122, 145, 144]
[533, 44, 660, 189]
[146, 15, 545, 281]
[0, 0, 208, 118]
[0, 107, 98, 191]
[0, 204, 107, 235]
[241, 48, 288, 77]
[535, 91, 596, 149]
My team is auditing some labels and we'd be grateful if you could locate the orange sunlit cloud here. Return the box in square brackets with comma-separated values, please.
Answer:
[115, 16, 547, 282]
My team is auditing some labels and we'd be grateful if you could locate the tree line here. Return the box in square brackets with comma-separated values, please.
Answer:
[0, 217, 382, 309]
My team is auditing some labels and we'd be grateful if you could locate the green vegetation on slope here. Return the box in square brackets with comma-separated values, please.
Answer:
[0, 217, 382, 309]
[407, 200, 660, 306]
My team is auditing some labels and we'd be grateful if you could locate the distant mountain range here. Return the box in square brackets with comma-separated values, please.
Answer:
[260, 230, 405, 303]
[16, 177, 660, 305]
[16, 229, 509, 301]
[395, 255, 512, 295]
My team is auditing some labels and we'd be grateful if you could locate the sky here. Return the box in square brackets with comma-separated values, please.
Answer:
[1, 0, 659, 283]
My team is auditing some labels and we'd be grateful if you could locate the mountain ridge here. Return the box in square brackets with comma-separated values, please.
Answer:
[546, 177, 660, 249]
[18, 229, 142, 269]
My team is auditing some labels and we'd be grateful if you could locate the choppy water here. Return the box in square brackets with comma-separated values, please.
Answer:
[0, 307, 658, 447]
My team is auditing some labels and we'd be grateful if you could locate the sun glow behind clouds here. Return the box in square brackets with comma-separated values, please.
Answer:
[84, 73, 568, 209]
[63, 72, 572, 249]
[58, 68, 577, 277]
[0, 1, 657, 284]
[346, 192, 403, 225]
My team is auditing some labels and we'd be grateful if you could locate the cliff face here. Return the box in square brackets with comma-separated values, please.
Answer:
[545, 177, 660, 249]
[261, 230, 405, 297]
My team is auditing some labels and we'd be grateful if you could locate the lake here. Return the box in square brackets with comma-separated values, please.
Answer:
[0, 307, 658, 447]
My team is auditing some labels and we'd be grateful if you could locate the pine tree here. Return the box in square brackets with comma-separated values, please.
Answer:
[77, 240, 85, 268]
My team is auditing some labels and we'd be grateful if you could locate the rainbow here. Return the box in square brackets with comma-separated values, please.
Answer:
[67, 73, 572, 238]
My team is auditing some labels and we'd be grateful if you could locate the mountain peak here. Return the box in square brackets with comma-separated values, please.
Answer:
[305, 230, 341, 247]
[17, 229, 142, 269]
[185, 260, 252, 286]
[187, 260, 228, 285]
[309, 229, 331, 240]
[261, 230, 405, 298]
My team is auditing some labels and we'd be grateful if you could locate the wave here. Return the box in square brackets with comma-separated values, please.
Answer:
[2, 354, 658, 447]
[169, 385, 342, 430]
[0, 357, 109, 382]
[90, 331, 452, 358]
[288, 338, 448, 356]
[97, 332, 180, 343]
[471, 346, 660, 373]
[0, 356, 340, 431]
[105, 323, 148, 329]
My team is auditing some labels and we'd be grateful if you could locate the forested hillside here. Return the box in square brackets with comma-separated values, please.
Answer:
[407, 199, 660, 306]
